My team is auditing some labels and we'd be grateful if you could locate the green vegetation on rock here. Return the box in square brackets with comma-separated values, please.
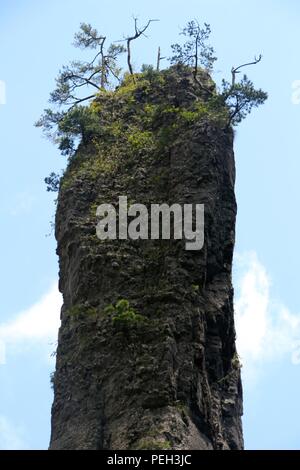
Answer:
[105, 299, 147, 331]
[134, 439, 172, 450]
[36, 19, 267, 192]
[66, 303, 97, 318]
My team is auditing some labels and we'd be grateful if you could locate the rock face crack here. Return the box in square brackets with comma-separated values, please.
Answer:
[49, 68, 243, 450]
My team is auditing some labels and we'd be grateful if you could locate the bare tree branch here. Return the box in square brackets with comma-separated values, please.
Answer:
[64, 73, 101, 91]
[99, 37, 107, 88]
[69, 94, 98, 109]
[156, 47, 166, 71]
[231, 54, 262, 86]
[126, 18, 159, 74]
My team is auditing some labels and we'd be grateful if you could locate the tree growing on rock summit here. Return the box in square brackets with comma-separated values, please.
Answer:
[36, 18, 267, 191]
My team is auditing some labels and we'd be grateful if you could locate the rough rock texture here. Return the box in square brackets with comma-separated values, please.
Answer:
[50, 68, 243, 450]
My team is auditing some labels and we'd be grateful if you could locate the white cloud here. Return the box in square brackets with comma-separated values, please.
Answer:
[0, 80, 6, 105]
[291, 79, 300, 105]
[0, 283, 62, 365]
[0, 415, 27, 450]
[234, 252, 300, 382]
[0, 341, 5, 365]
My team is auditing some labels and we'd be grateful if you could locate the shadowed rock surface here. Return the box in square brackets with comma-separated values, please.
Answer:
[49, 67, 243, 450]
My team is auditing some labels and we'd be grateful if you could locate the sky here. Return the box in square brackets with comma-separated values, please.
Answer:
[0, 0, 300, 450]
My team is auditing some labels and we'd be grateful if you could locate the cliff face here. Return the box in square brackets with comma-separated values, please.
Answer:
[50, 67, 243, 450]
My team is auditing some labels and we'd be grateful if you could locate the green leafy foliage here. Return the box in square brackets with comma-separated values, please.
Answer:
[134, 439, 172, 450]
[169, 21, 267, 126]
[35, 22, 125, 156]
[36, 19, 267, 170]
[220, 74, 268, 126]
[105, 299, 147, 331]
[44, 172, 61, 192]
[170, 21, 216, 72]
[36, 105, 102, 156]
[66, 303, 97, 318]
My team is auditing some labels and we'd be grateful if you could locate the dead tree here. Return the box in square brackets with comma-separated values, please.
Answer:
[156, 47, 166, 71]
[231, 54, 262, 86]
[126, 18, 158, 74]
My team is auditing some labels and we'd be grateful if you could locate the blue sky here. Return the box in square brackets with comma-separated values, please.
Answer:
[0, 0, 300, 450]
